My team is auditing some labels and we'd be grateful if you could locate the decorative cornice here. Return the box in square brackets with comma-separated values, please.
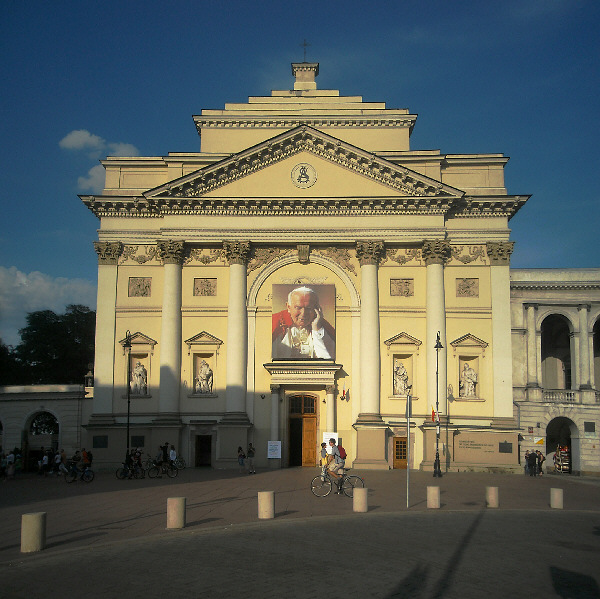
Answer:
[356, 240, 385, 266]
[422, 240, 451, 265]
[486, 241, 514, 265]
[513, 283, 600, 291]
[223, 241, 251, 265]
[453, 196, 529, 220]
[157, 240, 185, 264]
[94, 241, 123, 265]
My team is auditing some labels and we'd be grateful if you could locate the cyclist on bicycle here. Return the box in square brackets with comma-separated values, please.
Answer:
[327, 438, 345, 491]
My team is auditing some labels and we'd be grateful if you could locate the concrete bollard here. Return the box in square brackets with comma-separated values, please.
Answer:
[353, 487, 368, 513]
[550, 488, 564, 509]
[486, 486, 499, 508]
[258, 491, 275, 519]
[21, 512, 46, 553]
[427, 486, 440, 509]
[167, 497, 186, 529]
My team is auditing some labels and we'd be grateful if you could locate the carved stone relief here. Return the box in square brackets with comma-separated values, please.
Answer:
[194, 278, 217, 296]
[184, 248, 223, 265]
[386, 247, 422, 265]
[94, 241, 123, 265]
[313, 247, 356, 275]
[456, 278, 479, 298]
[128, 277, 152, 297]
[390, 278, 414, 297]
[450, 246, 485, 264]
[120, 245, 159, 265]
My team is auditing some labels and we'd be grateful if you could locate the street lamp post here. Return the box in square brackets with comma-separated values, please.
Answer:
[124, 330, 132, 462]
[433, 331, 443, 478]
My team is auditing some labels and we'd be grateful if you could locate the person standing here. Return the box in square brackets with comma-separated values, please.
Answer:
[169, 445, 177, 465]
[536, 450, 545, 476]
[246, 443, 256, 474]
[527, 450, 538, 476]
[237, 446, 246, 473]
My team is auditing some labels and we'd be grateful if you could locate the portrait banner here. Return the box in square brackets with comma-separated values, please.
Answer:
[272, 284, 336, 360]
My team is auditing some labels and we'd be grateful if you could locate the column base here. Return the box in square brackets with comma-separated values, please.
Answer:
[215, 415, 252, 469]
[354, 413, 386, 426]
[352, 425, 390, 470]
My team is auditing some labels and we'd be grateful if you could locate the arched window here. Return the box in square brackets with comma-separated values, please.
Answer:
[541, 315, 572, 389]
[30, 412, 59, 435]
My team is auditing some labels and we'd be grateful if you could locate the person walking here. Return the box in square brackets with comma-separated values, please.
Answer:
[246, 443, 256, 474]
[536, 450, 545, 476]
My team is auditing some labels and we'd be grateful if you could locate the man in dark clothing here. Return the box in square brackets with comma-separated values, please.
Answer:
[527, 450, 538, 476]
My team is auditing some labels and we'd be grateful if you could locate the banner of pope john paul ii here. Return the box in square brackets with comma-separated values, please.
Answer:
[272, 284, 336, 360]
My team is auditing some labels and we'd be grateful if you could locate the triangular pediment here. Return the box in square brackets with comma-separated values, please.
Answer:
[450, 334, 488, 349]
[118, 332, 157, 348]
[384, 332, 422, 347]
[143, 125, 463, 214]
[184, 331, 223, 347]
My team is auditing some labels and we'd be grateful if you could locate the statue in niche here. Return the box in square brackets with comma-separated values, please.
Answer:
[460, 362, 478, 397]
[195, 360, 214, 394]
[393, 362, 410, 396]
[131, 361, 147, 395]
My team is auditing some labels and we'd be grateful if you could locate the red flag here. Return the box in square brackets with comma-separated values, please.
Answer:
[342, 382, 346, 399]
[431, 407, 435, 422]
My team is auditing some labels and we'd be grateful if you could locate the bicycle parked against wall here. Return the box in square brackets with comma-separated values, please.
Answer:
[311, 465, 364, 497]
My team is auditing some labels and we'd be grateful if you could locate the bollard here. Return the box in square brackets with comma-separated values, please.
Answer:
[353, 487, 368, 513]
[258, 491, 275, 519]
[167, 497, 186, 529]
[21, 512, 46, 553]
[486, 486, 499, 508]
[550, 488, 564, 509]
[427, 486, 440, 509]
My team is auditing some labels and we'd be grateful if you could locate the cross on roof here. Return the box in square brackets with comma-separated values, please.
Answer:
[300, 39, 310, 62]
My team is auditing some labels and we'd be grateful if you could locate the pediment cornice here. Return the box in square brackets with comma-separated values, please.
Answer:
[145, 125, 463, 202]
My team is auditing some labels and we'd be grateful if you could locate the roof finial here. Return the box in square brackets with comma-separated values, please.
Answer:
[300, 39, 310, 62]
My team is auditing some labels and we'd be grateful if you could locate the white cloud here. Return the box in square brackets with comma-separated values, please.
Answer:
[60, 129, 140, 191]
[77, 164, 106, 193]
[0, 266, 97, 347]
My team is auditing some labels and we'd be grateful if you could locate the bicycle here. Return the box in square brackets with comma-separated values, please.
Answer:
[311, 465, 364, 498]
[173, 456, 186, 470]
[65, 462, 94, 483]
[116, 462, 144, 479]
[148, 460, 178, 479]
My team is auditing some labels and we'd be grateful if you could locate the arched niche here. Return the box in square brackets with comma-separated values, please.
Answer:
[541, 314, 573, 390]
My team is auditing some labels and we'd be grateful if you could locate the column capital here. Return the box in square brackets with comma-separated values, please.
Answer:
[325, 385, 336, 395]
[94, 241, 123, 265]
[223, 241, 251, 265]
[486, 241, 514, 265]
[270, 384, 280, 393]
[356, 240, 385, 266]
[578, 303, 591, 312]
[422, 240, 451, 265]
[157, 240, 185, 265]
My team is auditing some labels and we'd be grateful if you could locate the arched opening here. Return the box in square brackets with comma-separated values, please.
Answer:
[546, 417, 577, 474]
[541, 315, 572, 390]
[593, 318, 600, 389]
[25, 411, 59, 471]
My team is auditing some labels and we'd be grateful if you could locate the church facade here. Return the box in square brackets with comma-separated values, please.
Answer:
[2, 62, 598, 474]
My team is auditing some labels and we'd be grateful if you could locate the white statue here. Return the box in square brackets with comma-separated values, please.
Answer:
[131, 361, 147, 395]
[460, 363, 477, 397]
[195, 360, 213, 394]
[393, 362, 410, 396]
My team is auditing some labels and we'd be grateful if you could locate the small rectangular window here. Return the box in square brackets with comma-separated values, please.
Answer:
[584, 422, 595, 433]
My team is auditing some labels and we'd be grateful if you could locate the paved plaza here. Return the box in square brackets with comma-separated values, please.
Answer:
[1, 468, 600, 598]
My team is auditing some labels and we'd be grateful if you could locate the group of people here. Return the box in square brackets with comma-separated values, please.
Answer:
[1, 448, 22, 480]
[524, 449, 546, 476]
[237, 444, 256, 474]
[1, 446, 93, 480]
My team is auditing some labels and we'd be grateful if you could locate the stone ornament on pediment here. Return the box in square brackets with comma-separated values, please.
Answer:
[119, 331, 158, 354]
[486, 241, 515, 265]
[94, 241, 123, 265]
[157, 240, 185, 265]
[297, 244, 310, 265]
[356, 241, 385, 266]
[422, 240, 451, 265]
[223, 241, 251, 265]
[279, 276, 329, 285]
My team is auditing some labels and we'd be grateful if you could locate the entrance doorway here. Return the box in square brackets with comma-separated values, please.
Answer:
[393, 437, 408, 469]
[546, 417, 575, 474]
[195, 435, 212, 467]
[289, 394, 317, 467]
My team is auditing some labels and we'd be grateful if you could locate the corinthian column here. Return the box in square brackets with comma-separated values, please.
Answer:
[91, 241, 122, 422]
[423, 240, 450, 417]
[353, 241, 387, 470]
[223, 241, 251, 419]
[157, 240, 185, 418]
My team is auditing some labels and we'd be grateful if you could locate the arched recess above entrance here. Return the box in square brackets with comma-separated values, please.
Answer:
[247, 253, 360, 309]
[23, 408, 60, 434]
[535, 308, 576, 333]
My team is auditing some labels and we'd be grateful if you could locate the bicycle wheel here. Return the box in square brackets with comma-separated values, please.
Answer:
[174, 457, 186, 469]
[116, 467, 128, 480]
[147, 466, 159, 479]
[65, 471, 77, 483]
[342, 475, 365, 498]
[311, 475, 332, 497]
[82, 470, 94, 483]
[166, 465, 178, 478]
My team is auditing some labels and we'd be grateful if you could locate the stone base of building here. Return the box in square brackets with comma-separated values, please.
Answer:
[352, 426, 390, 470]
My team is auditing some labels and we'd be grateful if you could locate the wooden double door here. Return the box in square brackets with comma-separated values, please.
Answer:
[289, 394, 317, 467]
[393, 437, 408, 469]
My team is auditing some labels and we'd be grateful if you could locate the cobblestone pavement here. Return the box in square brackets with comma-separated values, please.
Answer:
[1, 468, 600, 598]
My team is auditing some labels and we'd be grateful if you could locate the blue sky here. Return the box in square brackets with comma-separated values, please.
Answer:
[1, 0, 599, 345]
